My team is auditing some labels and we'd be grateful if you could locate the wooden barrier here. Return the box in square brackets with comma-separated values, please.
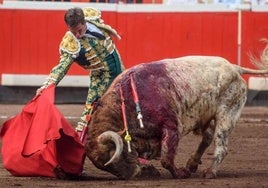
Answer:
[0, 3, 268, 86]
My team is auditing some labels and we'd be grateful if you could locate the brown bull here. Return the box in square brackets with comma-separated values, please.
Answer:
[85, 54, 268, 179]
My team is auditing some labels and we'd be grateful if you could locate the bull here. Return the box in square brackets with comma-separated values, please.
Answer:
[85, 54, 268, 179]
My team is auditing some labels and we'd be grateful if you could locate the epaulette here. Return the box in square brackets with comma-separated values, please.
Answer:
[83, 7, 102, 22]
[83, 7, 121, 40]
[59, 31, 80, 56]
[91, 22, 121, 40]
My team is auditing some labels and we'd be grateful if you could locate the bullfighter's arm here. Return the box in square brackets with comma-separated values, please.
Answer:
[39, 53, 74, 90]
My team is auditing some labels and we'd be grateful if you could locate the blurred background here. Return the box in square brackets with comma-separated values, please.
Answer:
[0, 0, 267, 105]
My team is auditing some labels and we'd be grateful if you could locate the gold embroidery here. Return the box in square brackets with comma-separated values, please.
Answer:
[59, 32, 80, 55]
[85, 50, 96, 60]
[82, 7, 101, 22]
[80, 38, 91, 50]
[92, 22, 121, 39]
[82, 7, 120, 39]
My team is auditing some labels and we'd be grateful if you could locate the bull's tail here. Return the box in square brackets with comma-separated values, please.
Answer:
[238, 40, 268, 75]
[239, 67, 268, 75]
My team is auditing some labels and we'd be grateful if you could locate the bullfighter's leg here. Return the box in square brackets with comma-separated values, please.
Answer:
[186, 121, 216, 173]
[160, 127, 190, 178]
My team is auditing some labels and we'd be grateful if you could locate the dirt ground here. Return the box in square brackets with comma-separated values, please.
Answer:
[0, 104, 267, 188]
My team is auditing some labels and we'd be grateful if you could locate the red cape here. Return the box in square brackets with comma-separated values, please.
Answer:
[0, 84, 85, 178]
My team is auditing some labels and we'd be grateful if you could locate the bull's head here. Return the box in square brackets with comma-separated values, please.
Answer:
[85, 131, 141, 179]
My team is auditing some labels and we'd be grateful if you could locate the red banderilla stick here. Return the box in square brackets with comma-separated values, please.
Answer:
[130, 74, 144, 128]
[77, 102, 96, 145]
[78, 125, 89, 145]
[119, 85, 132, 153]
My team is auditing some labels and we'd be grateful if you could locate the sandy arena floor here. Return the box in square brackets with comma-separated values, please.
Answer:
[0, 104, 267, 188]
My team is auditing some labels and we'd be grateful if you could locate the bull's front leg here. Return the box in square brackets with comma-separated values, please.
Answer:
[186, 120, 216, 173]
[160, 128, 190, 179]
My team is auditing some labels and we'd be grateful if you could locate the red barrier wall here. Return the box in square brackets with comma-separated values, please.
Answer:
[241, 11, 268, 82]
[0, 7, 268, 83]
[116, 12, 238, 66]
[0, 9, 118, 75]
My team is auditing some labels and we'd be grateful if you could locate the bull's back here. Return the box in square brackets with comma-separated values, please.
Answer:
[120, 56, 242, 104]
[108, 56, 246, 134]
[163, 56, 242, 99]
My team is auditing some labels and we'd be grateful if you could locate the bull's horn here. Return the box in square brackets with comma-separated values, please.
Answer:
[97, 131, 123, 166]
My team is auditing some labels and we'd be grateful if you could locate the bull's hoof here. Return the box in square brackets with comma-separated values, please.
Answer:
[187, 165, 198, 174]
[186, 161, 198, 173]
[176, 167, 191, 179]
[202, 168, 217, 179]
[137, 164, 161, 178]
[186, 157, 202, 173]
